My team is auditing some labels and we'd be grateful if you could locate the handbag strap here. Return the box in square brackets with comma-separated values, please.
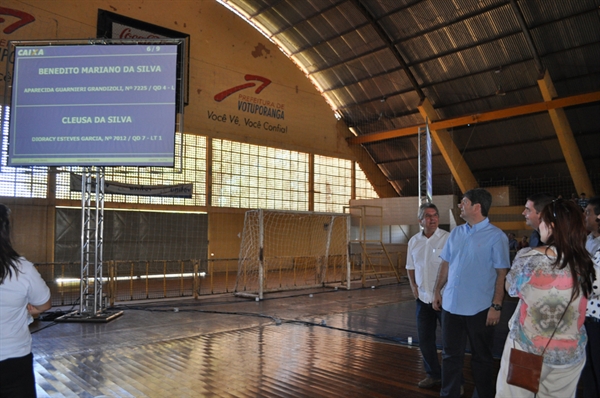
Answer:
[540, 295, 574, 355]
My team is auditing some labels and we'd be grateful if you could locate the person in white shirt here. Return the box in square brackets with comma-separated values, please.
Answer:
[581, 204, 600, 398]
[406, 203, 449, 389]
[0, 204, 51, 397]
[584, 197, 600, 254]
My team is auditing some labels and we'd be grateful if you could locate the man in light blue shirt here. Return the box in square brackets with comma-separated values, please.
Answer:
[433, 188, 509, 398]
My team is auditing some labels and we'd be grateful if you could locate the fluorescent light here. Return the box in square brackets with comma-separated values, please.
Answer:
[56, 272, 206, 284]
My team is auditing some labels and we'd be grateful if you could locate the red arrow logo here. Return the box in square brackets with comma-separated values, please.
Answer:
[214, 75, 272, 102]
[0, 7, 35, 34]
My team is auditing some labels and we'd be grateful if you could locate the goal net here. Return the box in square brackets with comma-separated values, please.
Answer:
[234, 209, 351, 299]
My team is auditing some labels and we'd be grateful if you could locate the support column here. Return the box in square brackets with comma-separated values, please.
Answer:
[46, 167, 57, 263]
[337, 121, 397, 197]
[537, 70, 594, 197]
[309, 153, 315, 211]
[418, 99, 478, 194]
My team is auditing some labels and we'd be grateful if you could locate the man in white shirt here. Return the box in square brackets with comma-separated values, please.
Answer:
[406, 203, 449, 389]
[584, 197, 600, 254]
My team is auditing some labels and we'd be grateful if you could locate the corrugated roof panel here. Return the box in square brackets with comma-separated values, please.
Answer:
[518, 0, 598, 26]
[451, 114, 554, 149]
[313, 71, 350, 94]
[567, 103, 600, 136]
[329, 27, 384, 62]
[405, 33, 531, 86]
[334, 71, 411, 99]
[370, 71, 415, 97]
[276, 28, 313, 53]
[298, 15, 346, 46]
[293, 25, 383, 72]
[399, 3, 447, 35]
[420, 59, 540, 110]
[543, 45, 600, 89]
[384, 91, 423, 113]
[433, 85, 542, 119]
[319, 0, 369, 28]
[323, 88, 355, 110]
[380, 0, 511, 41]
[426, 0, 512, 24]
[551, 72, 600, 97]
[530, 10, 600, 55]
[399, 4, 518, 64]
[311, 68, 352, 91]
[222, 0, 268, 17]
[269, 1, 316, 26]
[220, 0, 600, 196]
[311, 40, 352, 69]
[286, 0, 334, 21]
[252, 6, 293, 33]
[424, 70, 499, 104]
[366, 0, 421, 18]
[292, 5, 358, 43]
[274, 2, 366, 54]
[340, 83, 374, 105]
[311, 54, 395, 92]
[452, 118, 566, 178]
[342, 50, 397, 82]
[292, 48, 328, 74]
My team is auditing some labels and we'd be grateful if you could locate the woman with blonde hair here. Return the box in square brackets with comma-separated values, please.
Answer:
[496, 199, 594, 397]
[0, 204, 51, 397]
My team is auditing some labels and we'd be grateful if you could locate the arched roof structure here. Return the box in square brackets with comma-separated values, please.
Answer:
[218, 0, 600, 197]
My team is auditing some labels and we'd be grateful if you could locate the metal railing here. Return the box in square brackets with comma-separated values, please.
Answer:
[35, 253, 406, 306]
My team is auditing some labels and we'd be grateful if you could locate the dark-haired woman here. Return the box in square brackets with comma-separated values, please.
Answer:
[496, 199, 594, 398]
[0, 204, 51, 398]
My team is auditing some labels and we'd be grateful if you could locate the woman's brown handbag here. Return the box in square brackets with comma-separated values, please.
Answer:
[506, 295, 572, 394]
[506, 348, 543, 393]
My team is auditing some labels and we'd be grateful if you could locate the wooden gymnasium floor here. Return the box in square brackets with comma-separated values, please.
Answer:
[30, 282, 515, 398]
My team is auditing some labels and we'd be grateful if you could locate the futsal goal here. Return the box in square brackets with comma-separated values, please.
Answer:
[234, 209, 351, 299]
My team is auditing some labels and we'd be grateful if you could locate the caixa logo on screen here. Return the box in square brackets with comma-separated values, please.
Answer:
[214, 75, 285, 120]
[17, 48, 44, 56]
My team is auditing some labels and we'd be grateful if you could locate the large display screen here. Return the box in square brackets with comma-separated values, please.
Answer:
[6, 41, 182, 166]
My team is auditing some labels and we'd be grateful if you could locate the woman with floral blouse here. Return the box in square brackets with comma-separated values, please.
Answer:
[496, 199, 595, 398]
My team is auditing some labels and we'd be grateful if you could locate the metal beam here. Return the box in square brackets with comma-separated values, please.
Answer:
[537, 71, 595, 197]
[418, 99, 478, 194]
[348, 91, 600, 144]
[349, 0, 425, 100]
[509, 0, 544, 74]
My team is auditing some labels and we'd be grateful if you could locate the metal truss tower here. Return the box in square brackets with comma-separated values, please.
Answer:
[57, 167, 122, 322]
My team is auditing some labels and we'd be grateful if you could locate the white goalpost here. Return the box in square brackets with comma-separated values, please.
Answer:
[234, 209, 351, 299]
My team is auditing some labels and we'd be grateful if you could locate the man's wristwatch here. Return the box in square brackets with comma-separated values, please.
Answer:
[491, 303, 502, 311]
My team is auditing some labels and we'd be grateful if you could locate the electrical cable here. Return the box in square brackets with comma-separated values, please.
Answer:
[31, 284, 406, 342]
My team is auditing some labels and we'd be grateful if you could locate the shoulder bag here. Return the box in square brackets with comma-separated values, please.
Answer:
[506, 297, 572, 394]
